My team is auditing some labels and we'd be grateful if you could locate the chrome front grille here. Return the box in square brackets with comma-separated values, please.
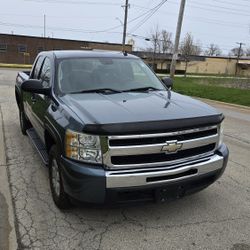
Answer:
[102, 125, 219, 170]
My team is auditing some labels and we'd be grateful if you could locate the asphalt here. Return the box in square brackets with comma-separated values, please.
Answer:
[0, 68, 250, 250]
[0, 74, 18, 250]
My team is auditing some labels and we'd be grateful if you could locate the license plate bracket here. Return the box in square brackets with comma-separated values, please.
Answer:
[155, 186, 185, 203]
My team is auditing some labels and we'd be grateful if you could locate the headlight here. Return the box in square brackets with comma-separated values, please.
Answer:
[218, 122, 224, 147]
[65, 130, 102, 164]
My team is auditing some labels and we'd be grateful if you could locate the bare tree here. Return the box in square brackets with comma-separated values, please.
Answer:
[205, 43, 222, 56]
[229, 47, 244, 57]
[161, 30, 173, 53]
[179, 33, 202, 56]
[144, 27, 174, 70]
[179, 33, 202, 76]
[147, 26, 161, 70]
[145, 27, 173, 54]
[245, 47, 250, 56]
[149, 26, 161, 54]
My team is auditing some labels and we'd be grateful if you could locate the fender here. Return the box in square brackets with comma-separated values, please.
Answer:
[44, 115, 64, 154]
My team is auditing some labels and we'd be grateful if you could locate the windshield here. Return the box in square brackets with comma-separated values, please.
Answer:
[57, 57, 165, 94]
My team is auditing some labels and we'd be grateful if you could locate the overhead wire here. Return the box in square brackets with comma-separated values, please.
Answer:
[166, 0, 250, 17]
[2, 0, 250, 52]
[129, 0, 168, 33]
[24, 0, 121, 6]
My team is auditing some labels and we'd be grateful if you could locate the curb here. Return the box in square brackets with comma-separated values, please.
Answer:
[0, 106, 18, 250]
[195, 97, 250, 111]
[0, 64, 32, 69]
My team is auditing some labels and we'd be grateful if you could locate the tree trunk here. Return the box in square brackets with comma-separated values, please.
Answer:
[184, 59, 188, 77]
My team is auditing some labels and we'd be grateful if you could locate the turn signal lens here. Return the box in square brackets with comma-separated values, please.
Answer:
[218, 122, 224, 147]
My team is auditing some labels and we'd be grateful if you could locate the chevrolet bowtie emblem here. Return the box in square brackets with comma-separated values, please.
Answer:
[161, 140, 183, 153]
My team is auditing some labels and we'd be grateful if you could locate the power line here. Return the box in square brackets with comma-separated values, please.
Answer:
[210, 0, 250, 8]
[189, 0, 250, 15]
[0, 21, 123, 34]
[1, 19, 248, 47]
[24, 0, 121, 6]
[166, 0, 250, 17]
[132, 4, 250, 29]
[185, 2, 250, 17]
[86, 1, 171, 34]
[0, 5, 166, 36]
[129, 0, 168, 33]
[2, 2, 250, 29]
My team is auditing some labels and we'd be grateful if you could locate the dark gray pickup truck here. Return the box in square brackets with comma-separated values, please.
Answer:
[15, 50, 229, 209]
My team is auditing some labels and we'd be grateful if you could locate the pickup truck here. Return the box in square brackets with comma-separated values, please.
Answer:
[15, 50, 229, 209]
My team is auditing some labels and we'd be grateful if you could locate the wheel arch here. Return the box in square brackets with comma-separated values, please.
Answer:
[44, 122, 64, 156]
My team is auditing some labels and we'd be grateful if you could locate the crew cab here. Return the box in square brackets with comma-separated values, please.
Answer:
[15, 50, 229, 209]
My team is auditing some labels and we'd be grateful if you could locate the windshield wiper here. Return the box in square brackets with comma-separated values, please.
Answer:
[123, 86, 163, 92]
[69, 88, 123, 94]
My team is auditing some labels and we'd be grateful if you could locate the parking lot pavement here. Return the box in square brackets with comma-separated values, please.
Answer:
[0, 68, 250, 250]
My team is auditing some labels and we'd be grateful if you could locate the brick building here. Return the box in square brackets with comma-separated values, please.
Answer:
[0, 33, 132, 64]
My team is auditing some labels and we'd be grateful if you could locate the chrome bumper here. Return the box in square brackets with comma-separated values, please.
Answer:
[106, 154, 224, 188]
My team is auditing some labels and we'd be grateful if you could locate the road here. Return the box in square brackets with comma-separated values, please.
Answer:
[0, 68, 250, 250]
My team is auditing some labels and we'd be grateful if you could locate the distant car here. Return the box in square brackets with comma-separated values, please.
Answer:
[15, 50, 229, 209]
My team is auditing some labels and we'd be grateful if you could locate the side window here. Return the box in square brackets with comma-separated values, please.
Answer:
[0, 43, 7, 52]
[40, 57, 51, 87]
[33, 56, 44, 79]
[18, 44, 27, 53]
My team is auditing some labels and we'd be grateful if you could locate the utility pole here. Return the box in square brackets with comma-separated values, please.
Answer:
[43, 14, 46, 38]
[170, 0, 186, 78]
[235, 42, 245, 76]
[122, 0, 129, 52]
[44, 14, 46, 50]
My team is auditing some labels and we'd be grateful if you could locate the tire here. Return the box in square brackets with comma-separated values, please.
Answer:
[49, 145, 71, 209]
[19, 109, 31, 135]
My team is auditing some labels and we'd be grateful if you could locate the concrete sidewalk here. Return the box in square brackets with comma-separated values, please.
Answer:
[0, 106, 17, 250]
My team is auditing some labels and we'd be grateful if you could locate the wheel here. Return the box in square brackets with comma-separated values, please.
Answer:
[49, 145, 71, 209]
[19, 109, 31, 135]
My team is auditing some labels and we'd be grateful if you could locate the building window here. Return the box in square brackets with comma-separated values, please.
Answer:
[18, 44, 27, 53]
[37, 47, 44, 53]
[0, 43, 7, 52]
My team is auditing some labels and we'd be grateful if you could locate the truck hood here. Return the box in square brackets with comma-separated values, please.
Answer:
[60, 91, 223, 135]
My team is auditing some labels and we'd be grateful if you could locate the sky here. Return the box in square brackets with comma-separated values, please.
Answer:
[1, 0, 250, 55]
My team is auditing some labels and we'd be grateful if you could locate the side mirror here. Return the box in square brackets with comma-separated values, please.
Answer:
[162, 77, 173, 89]
[21, 79, 51, 95]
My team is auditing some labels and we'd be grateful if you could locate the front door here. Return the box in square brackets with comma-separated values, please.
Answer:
[30, 57, 52, 143]
[23, 55, 44, 130]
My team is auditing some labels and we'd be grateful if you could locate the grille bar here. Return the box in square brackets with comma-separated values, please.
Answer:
[109, 134, 218, 156]
[103, 125, 220, 170]
[109, 128, 218, 147]
[108, 126, 218, 140]
[111, 144, 216, 165]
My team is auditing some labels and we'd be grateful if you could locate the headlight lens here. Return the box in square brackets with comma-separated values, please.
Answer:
[218, 122, 224, 146]
[65, 130, 102, 163]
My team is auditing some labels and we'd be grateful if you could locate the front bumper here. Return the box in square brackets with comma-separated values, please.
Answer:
[60, 144, 229, 204]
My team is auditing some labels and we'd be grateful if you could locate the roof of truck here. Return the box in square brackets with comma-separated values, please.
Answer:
[41, 50, 138, 59]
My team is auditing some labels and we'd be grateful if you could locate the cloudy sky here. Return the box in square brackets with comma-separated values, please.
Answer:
[1, 0, 250, 54]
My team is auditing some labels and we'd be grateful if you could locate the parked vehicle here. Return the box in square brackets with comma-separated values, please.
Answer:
[15, 50, 229, 209]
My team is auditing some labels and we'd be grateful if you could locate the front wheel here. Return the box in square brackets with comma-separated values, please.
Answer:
[19, 109, 31, 135]
[49, 145, 71, 209]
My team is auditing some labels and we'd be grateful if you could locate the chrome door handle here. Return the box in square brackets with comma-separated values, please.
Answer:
[31, 95, 36, 103]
